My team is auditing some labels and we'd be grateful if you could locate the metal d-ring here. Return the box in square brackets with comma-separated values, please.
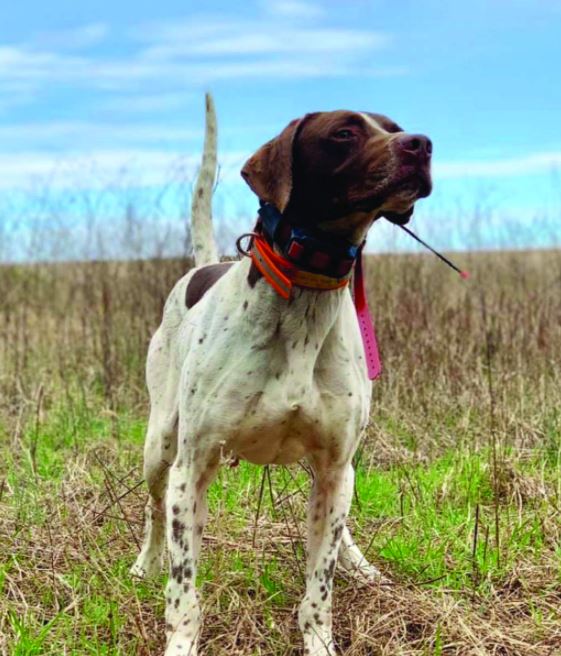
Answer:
[235, 232, 258, 258]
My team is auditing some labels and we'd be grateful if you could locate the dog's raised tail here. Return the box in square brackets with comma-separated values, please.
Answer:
[191, 93, 219, 267]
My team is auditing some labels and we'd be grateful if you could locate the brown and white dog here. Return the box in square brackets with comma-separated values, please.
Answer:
[130, 95, 432, 655]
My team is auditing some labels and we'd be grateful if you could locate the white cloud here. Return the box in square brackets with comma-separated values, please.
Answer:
[0, 149, 249, 191]
[0, 45, 70, 78]
[0, 38, 398, 95]
[435, 151, 561, 178]
[0, 11, 397, 109]
[142, 28, 388, 59]
[31, 23, 109, 50]
[0, 45, 91, 96]
[0, 121, 201, 148]
[0, 11, 397, 192]
[263, 0, 325, 19]
[99, 92, 196, 114]
[0, 22, 394, 97]
[137, 18, 390, 59]
[130, 18, 232, 45]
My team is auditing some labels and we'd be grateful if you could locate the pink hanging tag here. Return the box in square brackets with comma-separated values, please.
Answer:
[354, 248, 382, 380]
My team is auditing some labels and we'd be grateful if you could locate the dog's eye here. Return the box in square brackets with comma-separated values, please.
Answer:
[334, 129, 355, 139]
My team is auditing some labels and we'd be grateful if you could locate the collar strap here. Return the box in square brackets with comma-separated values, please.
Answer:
[257, 203, 359, 279]
[251, 234, 350, 299]
[249, 230, 382, 380]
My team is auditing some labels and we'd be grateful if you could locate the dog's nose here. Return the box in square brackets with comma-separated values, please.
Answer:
[395, 134, 432, 161]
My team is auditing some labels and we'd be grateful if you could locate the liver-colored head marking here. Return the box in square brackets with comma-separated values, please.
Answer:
[241, 110, 432, 241]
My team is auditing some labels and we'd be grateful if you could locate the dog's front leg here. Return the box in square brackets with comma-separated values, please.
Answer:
[164, 438, 219, 656]
[299, 459, 352, 656]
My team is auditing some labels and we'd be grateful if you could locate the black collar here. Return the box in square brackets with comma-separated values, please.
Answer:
[256, 203, 360, 279]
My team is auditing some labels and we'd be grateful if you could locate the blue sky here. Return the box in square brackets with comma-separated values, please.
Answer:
[1, 0, 561, 256]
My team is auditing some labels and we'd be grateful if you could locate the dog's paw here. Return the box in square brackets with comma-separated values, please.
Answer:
[339, 561, 391, 586]
[303, 638, 337, 656]
[129, 562, 148, 579]
[165, 632, 198, 656]
[130, 553, 162, 580]
[362, 566, 392, 586]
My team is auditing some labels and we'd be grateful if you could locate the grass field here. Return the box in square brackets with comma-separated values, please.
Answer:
[1, 249, 560, 655]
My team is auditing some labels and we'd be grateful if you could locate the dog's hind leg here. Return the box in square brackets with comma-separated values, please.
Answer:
[130, 408, 177, 579]
[339, 526, 384, 581]
[337, 464, 385, 583]
[130, 329, 179, 579]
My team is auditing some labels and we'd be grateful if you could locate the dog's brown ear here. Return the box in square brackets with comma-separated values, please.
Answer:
[241, 118, 302, 213]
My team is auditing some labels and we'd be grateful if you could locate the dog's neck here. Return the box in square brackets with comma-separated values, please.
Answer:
[255, 203, 361, 281]
[244, 203, 377, 375]
[245, 258, 349, 360]
[283, 201, 378, 248]
[244, 222, 381, 380]
[314, 210, 377, 246]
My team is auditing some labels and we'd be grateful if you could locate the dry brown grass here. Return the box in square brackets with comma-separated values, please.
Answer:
[1, 248, 561, 655]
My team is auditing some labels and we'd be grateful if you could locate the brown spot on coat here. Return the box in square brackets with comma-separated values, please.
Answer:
[172, 518, 184, 542]
[186, 262, 233, 309]
[247, 262, 262, 288]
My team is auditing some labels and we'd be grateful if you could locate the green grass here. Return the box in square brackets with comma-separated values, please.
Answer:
[1, 396, 560, 655]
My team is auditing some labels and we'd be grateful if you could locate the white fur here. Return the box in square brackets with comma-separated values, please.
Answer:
[191, 92, 218, 266]
[359, 112, 387, 133]
[131, 95, 384, 656]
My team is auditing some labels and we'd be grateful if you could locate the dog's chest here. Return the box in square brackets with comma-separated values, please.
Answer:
[178, 266, 371, 465]
[192, 348, 365, 465]
[223, 351, 359, 465]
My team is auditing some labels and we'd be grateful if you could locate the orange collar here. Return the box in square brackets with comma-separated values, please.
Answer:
[244, 231, 382, 379]
[250, 234, 351, 300]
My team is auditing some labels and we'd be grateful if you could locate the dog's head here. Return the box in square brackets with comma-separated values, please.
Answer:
[242, 110, 432, 243]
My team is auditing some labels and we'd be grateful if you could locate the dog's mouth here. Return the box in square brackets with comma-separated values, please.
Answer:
[376, 165, 432, 224]
[350, 163, 432, 225]
[393, 166, 432, 199]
